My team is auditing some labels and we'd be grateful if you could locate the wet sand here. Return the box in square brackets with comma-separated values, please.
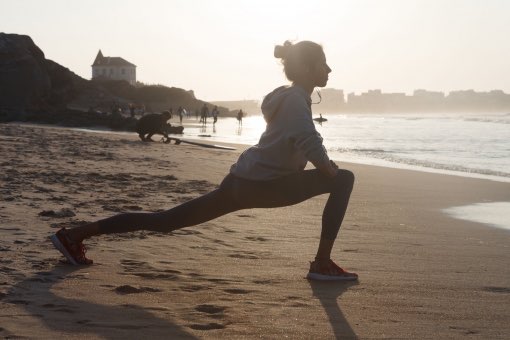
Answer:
[0, 123, 509, 339]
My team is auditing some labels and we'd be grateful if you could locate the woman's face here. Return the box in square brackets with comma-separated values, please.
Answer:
[311, 53, 331, 87]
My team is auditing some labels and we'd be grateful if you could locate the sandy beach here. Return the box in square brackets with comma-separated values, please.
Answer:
[1, 123, 509, 339]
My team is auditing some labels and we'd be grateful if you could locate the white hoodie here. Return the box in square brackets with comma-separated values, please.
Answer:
[230, 85, 330, 180]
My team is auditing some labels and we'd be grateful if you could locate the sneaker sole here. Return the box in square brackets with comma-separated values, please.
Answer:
[306, 272, 358, 281]
[50, 234, 78, 265]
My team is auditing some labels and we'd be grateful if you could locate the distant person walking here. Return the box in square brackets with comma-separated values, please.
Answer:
[200, 104, 209, 125]
[177, 106, 184, 124]
[50, 40, 357, 281]
[212, 106, 219, 125]
[237, 109, 244, 126]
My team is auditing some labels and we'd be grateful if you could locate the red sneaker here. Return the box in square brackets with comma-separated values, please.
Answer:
[307, 259, 358, 281]
[50, 227, 93, 265]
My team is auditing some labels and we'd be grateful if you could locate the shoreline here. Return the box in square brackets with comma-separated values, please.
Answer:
[31, 119, 510, 184]
[1, 123, 510, 338]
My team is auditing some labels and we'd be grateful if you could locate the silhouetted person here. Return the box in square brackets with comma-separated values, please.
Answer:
[177, 106, 184, 124]
[200, 104, 209, 125]
[212, 106, 219, 125]
[237, 109, 244, 126]
[51, 40, 357, 282]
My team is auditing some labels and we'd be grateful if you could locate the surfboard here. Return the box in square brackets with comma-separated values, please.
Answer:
[167, 138, 236, 150]
[313, 117, 328, 122]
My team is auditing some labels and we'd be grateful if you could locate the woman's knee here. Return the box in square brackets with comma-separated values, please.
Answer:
[333, 169, 355, 189]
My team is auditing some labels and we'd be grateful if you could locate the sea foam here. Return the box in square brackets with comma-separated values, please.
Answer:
[443, 202, 510, 231]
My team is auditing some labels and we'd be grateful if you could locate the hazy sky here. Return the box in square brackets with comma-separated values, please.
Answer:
[2, 0, 509, 101]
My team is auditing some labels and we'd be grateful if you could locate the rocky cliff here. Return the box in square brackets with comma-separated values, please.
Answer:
[0, 34, 52, 113]
[0, 33, 230, 129]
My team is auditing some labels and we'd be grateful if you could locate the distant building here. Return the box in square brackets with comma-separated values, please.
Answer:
[91, 50, 136, 85]
[314, 88, 345, 112]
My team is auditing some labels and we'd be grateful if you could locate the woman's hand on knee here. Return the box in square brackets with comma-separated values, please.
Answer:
[317, 159, 338, 178]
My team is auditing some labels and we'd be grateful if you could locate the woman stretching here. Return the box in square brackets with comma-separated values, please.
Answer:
[51, 40, 358, 281]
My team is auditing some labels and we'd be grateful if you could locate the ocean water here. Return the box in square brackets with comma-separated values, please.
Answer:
[185, 112, 510, 183]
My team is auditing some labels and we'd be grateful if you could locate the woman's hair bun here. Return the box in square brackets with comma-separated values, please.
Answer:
[274, 41, 293, 59]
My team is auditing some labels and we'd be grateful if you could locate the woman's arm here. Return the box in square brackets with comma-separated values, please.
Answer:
[284, 94, 334, 174]
[316, 160, 338, 178]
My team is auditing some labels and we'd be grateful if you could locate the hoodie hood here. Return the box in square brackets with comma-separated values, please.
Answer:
[261, 85, 311, 122]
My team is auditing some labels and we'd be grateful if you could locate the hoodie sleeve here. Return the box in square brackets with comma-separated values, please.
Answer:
[283, 93, 330, 167]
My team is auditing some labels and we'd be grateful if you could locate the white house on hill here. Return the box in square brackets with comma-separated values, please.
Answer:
[91, 50, 136, 85]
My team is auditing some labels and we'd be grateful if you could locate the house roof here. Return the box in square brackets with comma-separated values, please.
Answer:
[92, 50, 136, 67]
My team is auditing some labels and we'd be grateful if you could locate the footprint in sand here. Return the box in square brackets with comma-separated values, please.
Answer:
[245, 236, 269, 242]
[449, 326, 480, 335]
[0, 227, 21, 231]
[205, 278, 240, 285]
[228, 252, 259, 259]
[195, 304, 226, 315]
[211, 239, 233, 247]
[482, 286, 510, 294]
[99, 284, 116, 288]
[222, 288, 252, 295]
[179, 285, 210, 292]
[188, 323, 225, 330]
[157, 260, 174, 265]
[0, 266, 15, 273]
[171, 229, 202, 236]
[120, 259, 181, 280]
[252, 279, 276, 285]
[282, 295, 310, 307]
[237, 214, 256, 218]
[114, 285, 162, 295]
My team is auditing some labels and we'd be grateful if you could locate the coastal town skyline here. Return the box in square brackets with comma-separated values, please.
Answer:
[314, 88, 510, 113]
[2, 0, 509, 101]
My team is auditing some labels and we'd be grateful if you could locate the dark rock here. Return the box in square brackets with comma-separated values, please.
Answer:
[0, 33, 86, 116]
[0, 33, 51, 111]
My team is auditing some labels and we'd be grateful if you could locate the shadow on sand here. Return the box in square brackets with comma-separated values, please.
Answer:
[7, 264, 197, 339]
[309, 280, 359, 339]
